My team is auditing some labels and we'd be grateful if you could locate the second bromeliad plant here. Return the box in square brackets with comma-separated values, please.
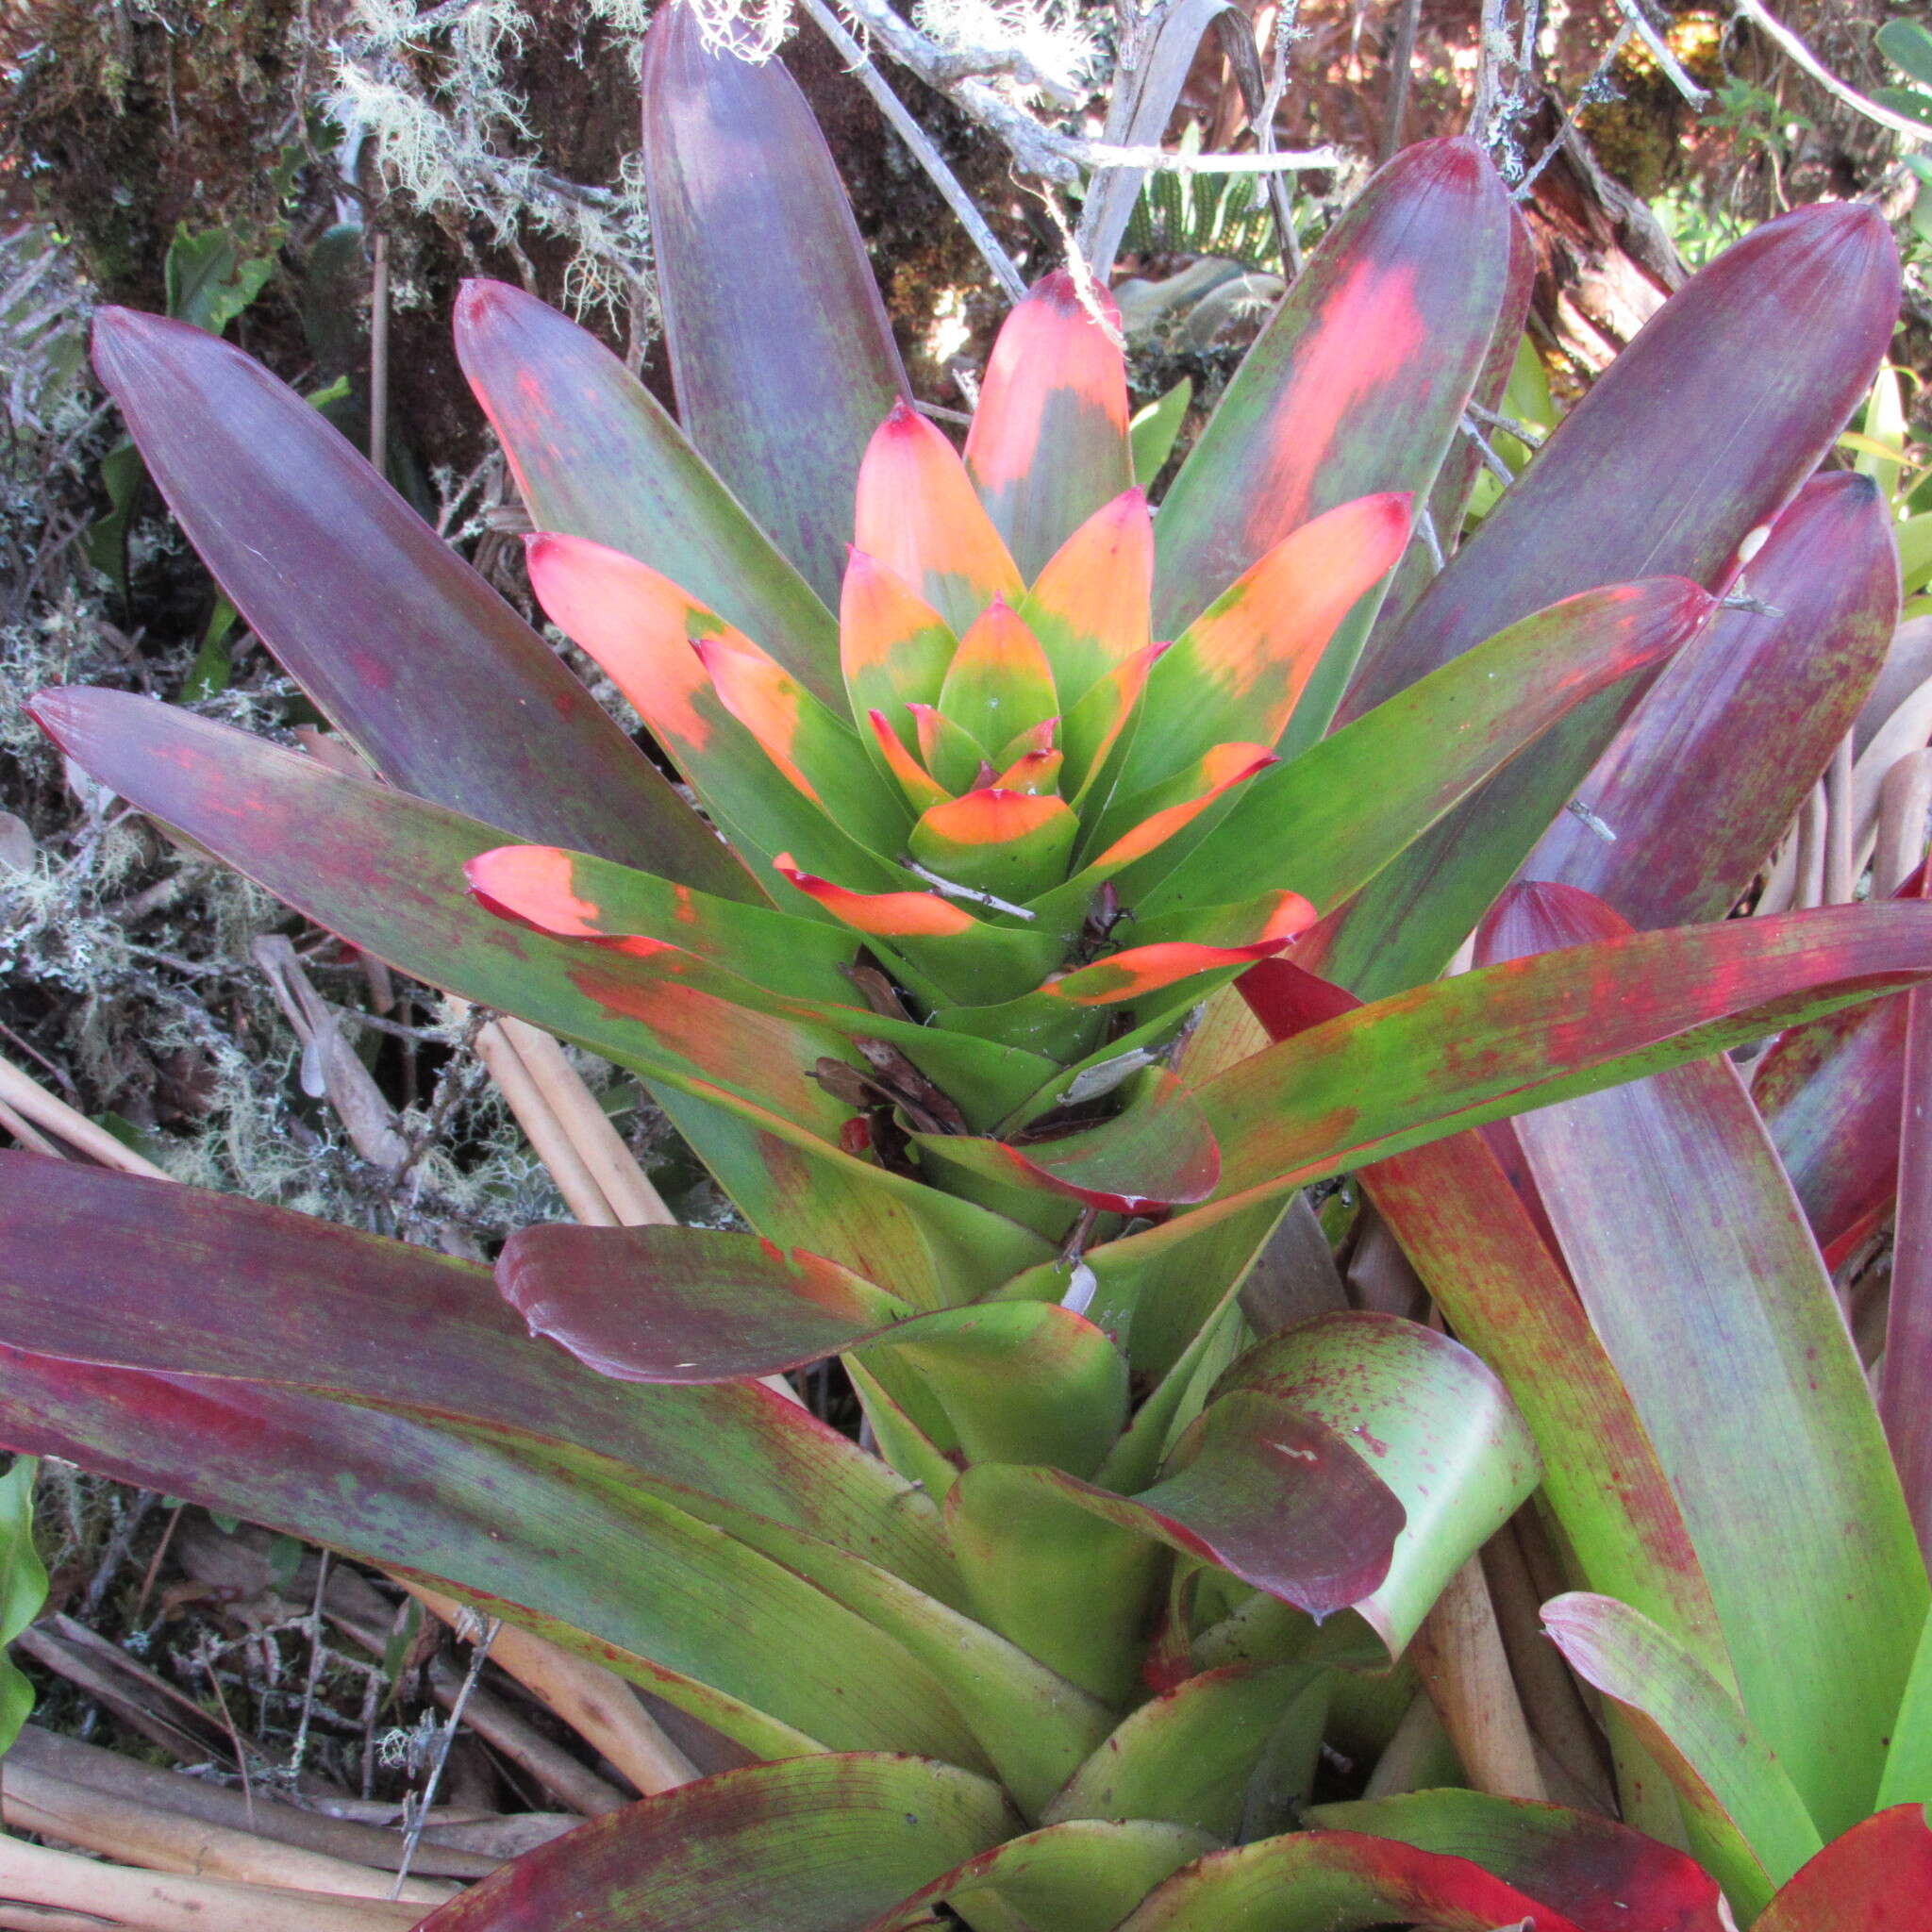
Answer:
[3, 8, 1931, 1924]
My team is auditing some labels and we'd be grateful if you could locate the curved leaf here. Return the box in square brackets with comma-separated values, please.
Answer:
[89, 308, 743, 895]
[1543, 1592, 1821, 1914]
[1307, 1788, 1728, 1932]
[639, 5, 909, 604]
[417, 1755, 1011, 1931]
[1112, 1825, 1590, 1932]
[973, 1391, 1404, 1617]
[863, 1820, 1214, 1932]
[1214, 1311, 1541, 1655]
[1755, 1805, 1932, 1932]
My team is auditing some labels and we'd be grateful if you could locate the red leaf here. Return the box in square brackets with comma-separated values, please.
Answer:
[639, 4, 909, 603]
[1755, 1806, 1932, 1932]
[89, 308, 741, 895]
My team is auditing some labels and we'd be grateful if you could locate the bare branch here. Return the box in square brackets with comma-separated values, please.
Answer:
[1731, 0, 1932, 146]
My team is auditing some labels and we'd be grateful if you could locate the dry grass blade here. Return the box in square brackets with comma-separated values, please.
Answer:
[9, 1727, 497, 1882]
[493, 1019, 673, 1228]
[16, 1620, 234, 1767]
[1407, 1554, 1548, 1802]
[1876, 749, 1932, 898]
[1480, 1525, 1615, 1811]
[0, 1838, 427, 1932]
[406, 1584, 697, 1797]
[469, 1020, 618, 1226]
[0, 1760, 457, 1906]
[0, 1057, 168, 1178]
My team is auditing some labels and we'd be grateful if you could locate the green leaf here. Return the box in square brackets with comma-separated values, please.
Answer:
[1878, 18, 1932, 88]
[1130, 378, 1192, 488]
[1494, 885, 1927, 1838]
[865, 1820, 1216, 1932]
[415, 1755, 1013, 1932]
[1140, 579, 1709, 920]
[1542, 1591, 1821, 1914]
[164, 224, 275, 336]
[1043, 1662, 1330, 1839]
[1878, 1608, 1932, 1807]
[1213, 1312, 1541, 1656]
[0, 1456, 44, 1757]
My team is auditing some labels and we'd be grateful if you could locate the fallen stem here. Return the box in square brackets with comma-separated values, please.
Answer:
[0, 1835, 425, 1932]
[0, 1055, 170, 1179]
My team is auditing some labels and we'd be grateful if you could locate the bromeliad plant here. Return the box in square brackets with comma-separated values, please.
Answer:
[6, 7, 1932, 1924]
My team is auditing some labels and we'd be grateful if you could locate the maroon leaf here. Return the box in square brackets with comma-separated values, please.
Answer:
[1112, 1825, 1591, 1931]
[88, 308, 742, 894]
[1347, 202, 1902, 713]
[1882, 855, 1932, 1561]
[0, 1154, 951, 1588]
[1322, 203, 1901, 999]
[1484, 882, 1924, 1840]
[0, 1344, 961, 1762]
[640, 4, 910, 604]
[501, 1224, 910, 1381]
[1521, 473, 1899, 925]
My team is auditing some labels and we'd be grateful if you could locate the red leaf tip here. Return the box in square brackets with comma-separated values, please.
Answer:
[1383, 134, 1504, 199]
[1476, 879, 1632, 965]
